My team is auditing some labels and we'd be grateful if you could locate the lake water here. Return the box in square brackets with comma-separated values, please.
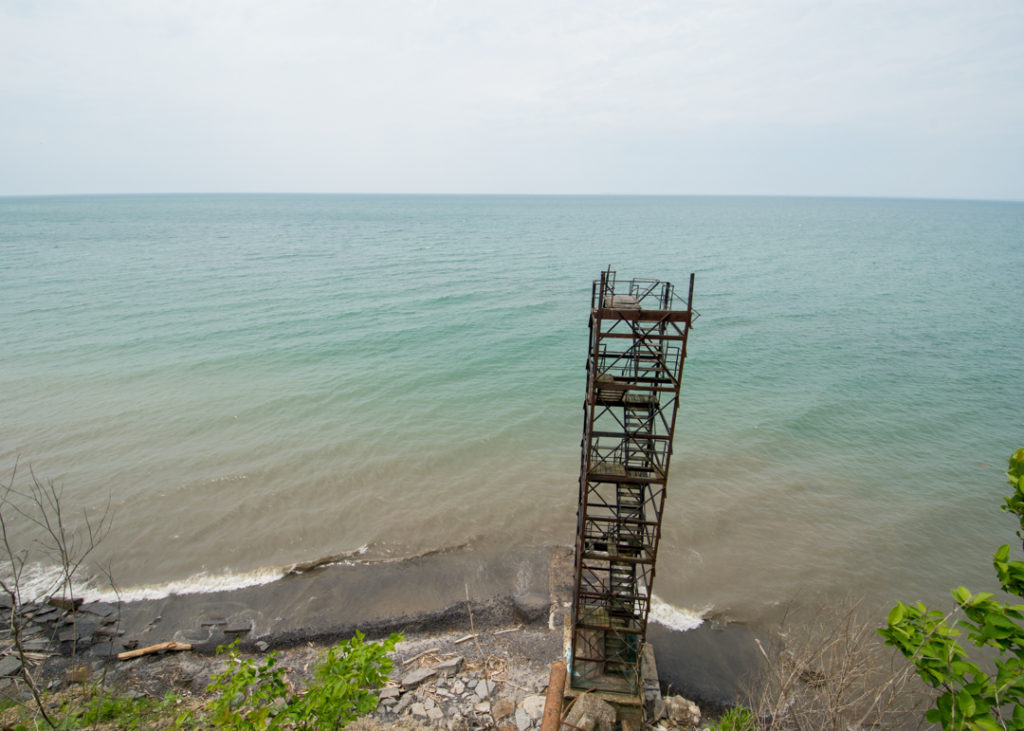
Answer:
[2, 194, 1021, 627]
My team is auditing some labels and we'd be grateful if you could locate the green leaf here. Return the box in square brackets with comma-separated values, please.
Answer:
[956, 689, 977, 718]
[888, 603, 907, 626]
[970, 717, 1003, 731]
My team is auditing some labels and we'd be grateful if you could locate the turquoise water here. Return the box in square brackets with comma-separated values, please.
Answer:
[1, 194, 1022, 623]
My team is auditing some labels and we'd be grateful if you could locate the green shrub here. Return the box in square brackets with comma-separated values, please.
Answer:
[708, 705, 758, 731]
[201, 631, 401, 730]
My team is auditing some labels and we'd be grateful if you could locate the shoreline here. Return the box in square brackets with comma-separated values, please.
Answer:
[3, 543, 764, 718]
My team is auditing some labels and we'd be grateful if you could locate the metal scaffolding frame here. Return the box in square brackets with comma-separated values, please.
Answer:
[570, 268, 695, 695]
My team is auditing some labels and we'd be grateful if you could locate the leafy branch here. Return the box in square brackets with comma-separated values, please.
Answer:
[879, 448, 1024, 730]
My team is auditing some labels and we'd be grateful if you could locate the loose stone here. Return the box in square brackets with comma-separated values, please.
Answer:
[492, 697, 515, 720]
[522, 695, 546, 720]
[79, 602, 116, 618]
[434, 655, 464, 677]
[0, 656, 22, 677]
[475, 678, 495, 699]
[401, 666, 437, 689]
[393, 694, 414, 715]
[515, 706, 532, 731]
[411, 702, 427, 717]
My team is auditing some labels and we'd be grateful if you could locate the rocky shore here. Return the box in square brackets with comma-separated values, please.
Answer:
[0, 545, 759, 729]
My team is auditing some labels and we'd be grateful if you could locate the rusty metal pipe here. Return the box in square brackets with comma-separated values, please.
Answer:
[540, 661, 567, 731]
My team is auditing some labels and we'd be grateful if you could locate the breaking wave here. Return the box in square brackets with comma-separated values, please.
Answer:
[649, 595, 709, 631]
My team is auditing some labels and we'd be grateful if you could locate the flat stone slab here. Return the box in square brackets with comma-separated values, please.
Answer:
[0, 655, 21, 677]
[401, 667, 437, 689]
[80, 602, 116, 618]
[434, 655, 464, 677]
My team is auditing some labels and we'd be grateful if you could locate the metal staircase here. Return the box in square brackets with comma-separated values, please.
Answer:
[570, 268, 695, 694]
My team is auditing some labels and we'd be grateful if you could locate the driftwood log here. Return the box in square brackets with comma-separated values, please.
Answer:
[117, 641, 192, 660]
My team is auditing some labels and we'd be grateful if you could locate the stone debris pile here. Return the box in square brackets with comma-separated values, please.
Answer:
[363, 650, 549, 731]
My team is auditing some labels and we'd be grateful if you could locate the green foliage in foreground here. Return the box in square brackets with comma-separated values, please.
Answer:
[1, 631, 399, 730]
[3, 689, 180, 731]
[880, 448, 1024, 731]
[74, 689, 181, 729]
[707, 704, 758, 731]
[199, 631, 401, 730]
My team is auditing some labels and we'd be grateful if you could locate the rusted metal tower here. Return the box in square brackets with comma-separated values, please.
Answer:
[571, 268, 696, 694]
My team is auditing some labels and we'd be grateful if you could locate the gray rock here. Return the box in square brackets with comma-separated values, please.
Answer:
[401, 666, 437, 689]
[255, 640, 269, 652]
[452, 679, 465, 694]
[378, 685, 402, 700]
[89, 643, 116, 658]
[427, 706, 444, 721]
[492, 697, 515, 720]
[474, 700, 491, 715]
[435, 655, 464, 677]
[30, 606, 59, 621]
[0, 655, 22, 677]
[424, 697, 435, 711]
[664, 695, 701, 730]
[411, 702, 427, 717]
[563, 694, 615, 731]
[475, 678, 495, 699]
[393, 694, 414, 715]
[79, 602, 116, 618]
[515, 706, 532, 731]
[522, 695, 546, 720]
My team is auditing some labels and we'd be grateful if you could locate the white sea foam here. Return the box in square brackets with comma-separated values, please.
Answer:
[84, 566, 287, 603]
[649, 595, 709, 631]
[4, 563, 69, 604]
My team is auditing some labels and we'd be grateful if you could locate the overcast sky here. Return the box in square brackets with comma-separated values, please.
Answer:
[2, 1, 1022, 199]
